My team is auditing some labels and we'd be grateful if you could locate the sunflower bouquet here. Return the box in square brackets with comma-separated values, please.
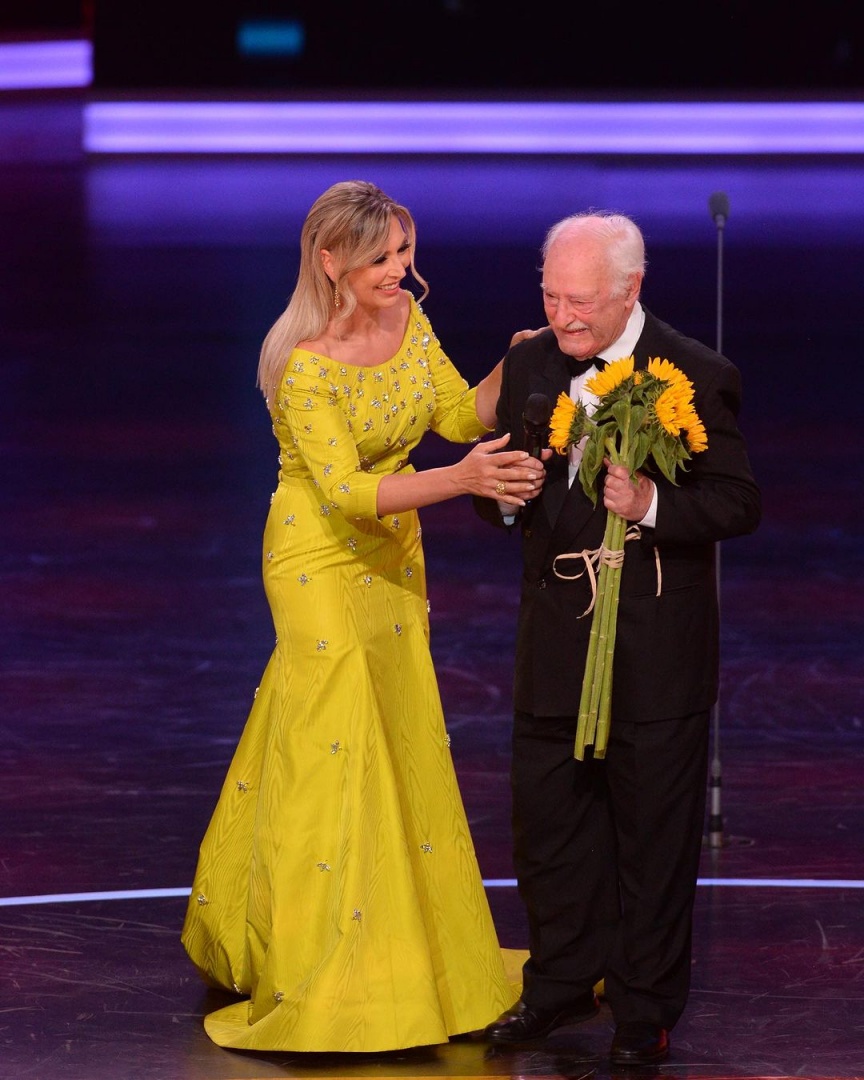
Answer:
[548, 356, 708, 759]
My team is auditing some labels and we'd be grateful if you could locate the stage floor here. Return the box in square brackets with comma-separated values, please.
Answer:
[1, 91, 862, 1080]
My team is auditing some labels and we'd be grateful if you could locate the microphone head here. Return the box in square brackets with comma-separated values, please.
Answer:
[523, 392, 553, 427]
[709, 191, 730, 223]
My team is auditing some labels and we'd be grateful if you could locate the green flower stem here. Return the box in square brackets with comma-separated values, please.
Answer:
[592, 510, 627, 758]
[574, 508, 626, 759]
[575, 512, 618, 757]
[574, 414, 631, 761]
[575, 580, 602, 758]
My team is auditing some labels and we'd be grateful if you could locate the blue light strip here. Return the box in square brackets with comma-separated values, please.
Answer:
[2, 878, 863, 907]
[0, 887, 191, 907]
[0, 39, 92, 89]
[4, 41, 862, 155]
[489, 878, 864, 889]
[81, 99, 864, 155]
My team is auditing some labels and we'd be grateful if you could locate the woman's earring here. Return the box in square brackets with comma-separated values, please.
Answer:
[333, 282, 342, 309]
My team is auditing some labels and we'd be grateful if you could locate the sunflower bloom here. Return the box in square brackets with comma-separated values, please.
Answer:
[648, 356, 692, 388]
[683, 410, 708, 453]
[548, 392, 580, 454]
[654, 383, 692, 437]
[585, 355, 634, 398]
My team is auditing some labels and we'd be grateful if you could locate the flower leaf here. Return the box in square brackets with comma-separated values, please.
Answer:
[651, 433, 683, 485]
[610, 398, 631, 433]
[631, 427, 653, 474]
[579, 432, 606, 502]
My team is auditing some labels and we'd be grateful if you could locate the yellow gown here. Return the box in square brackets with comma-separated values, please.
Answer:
[180, 295, 519, 1051]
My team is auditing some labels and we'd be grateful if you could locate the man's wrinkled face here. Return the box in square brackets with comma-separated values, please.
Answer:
[541, 237, 639, 360]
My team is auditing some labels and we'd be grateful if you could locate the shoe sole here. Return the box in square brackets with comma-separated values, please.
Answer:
[610, 1046, 669, 1066]
[486, 1002, 599, 1045]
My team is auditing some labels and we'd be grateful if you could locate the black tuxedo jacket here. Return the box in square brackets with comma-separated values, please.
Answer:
[475, 307, 761, 721]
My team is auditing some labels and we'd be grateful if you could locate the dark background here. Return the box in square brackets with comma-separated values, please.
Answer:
[2, 8, 863, 1079]
[3, 1, 864, 94]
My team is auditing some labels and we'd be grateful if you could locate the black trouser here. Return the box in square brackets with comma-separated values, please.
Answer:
[511, 709, 709, 1029]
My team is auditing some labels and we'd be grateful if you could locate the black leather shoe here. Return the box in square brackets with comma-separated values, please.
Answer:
[609, 1021, 669, 1065]
[484, 993, 599, 1045]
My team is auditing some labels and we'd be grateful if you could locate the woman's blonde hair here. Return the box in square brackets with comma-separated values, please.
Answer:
[257, 180, 429, 405]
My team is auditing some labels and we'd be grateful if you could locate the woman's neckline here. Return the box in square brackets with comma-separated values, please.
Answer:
[294, 292, 416, 370]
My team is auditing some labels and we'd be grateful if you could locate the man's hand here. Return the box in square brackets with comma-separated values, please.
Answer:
[602, 461, 654, 521]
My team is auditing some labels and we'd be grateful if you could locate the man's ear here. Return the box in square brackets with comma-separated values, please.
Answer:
[625, 272, 644, 304]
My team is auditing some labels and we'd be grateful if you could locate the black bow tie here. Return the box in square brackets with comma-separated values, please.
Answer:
[565, 355, 605, 377]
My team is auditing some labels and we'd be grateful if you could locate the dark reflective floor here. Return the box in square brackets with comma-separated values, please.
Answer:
[1, 91, 863, 1080]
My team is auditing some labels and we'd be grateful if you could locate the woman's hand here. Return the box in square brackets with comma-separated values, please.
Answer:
[455, 433, 547, 505]
[509, 325, 549, 347]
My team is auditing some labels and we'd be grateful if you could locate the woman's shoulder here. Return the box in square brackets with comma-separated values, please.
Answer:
[407, 293, 438, 342]
[292, 333, 331, 359]
[408, 291, 429, 322]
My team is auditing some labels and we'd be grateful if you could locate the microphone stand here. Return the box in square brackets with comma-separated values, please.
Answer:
[707, 192, 729, 849]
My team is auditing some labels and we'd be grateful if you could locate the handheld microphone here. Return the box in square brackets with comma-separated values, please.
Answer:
[709, 191, 730, 230]
[522, 392, 553, 460]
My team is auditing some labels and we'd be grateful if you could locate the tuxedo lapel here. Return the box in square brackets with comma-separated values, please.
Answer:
[529, 351, 571, 531]
[630, 308, 658, 369]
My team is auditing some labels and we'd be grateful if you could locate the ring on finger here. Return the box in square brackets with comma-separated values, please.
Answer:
[495, 480, 507, 496]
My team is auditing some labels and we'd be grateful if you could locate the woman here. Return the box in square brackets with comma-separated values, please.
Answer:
[180, 180, 545, 1052]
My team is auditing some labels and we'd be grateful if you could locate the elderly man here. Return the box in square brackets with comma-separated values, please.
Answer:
[476, 211, 761, 1067]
